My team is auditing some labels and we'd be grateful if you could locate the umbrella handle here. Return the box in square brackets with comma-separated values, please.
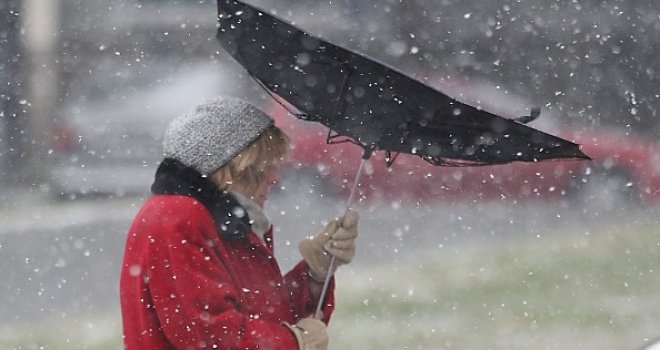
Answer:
[314, 148, 372, 319]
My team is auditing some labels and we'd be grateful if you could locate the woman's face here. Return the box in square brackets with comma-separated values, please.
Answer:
[231, 163, 281, 208]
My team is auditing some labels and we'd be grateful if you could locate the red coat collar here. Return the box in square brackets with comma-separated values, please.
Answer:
[151, 158, 251, 240]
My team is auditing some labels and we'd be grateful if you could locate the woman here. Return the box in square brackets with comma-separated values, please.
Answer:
[120, 96, 359, 349]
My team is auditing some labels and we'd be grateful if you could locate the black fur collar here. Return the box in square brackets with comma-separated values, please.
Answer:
[151, 158, 250, 240]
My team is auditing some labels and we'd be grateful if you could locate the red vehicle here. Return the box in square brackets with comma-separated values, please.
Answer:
[51, 62, 659, 207]
[268, 78, 660, 206]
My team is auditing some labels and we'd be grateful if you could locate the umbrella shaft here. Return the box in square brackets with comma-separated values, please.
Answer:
[314, 255, 337, 319]
[344, 151, 369, 216]
[315, 152, 370, 319]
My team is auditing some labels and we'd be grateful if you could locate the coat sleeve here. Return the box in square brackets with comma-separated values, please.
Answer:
[284, 261, 336, 323]
[145, 202, 299, 350]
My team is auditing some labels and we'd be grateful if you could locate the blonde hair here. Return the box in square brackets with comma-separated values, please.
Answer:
[210, 125, 290, 192]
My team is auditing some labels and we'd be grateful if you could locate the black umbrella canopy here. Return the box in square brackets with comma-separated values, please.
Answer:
[216, 0, 590, 166]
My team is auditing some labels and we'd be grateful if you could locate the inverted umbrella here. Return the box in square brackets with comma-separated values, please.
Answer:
[215, 0, 590, 317]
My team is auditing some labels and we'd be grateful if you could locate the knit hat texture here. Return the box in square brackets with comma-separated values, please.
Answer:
[163, 96, 274, 175]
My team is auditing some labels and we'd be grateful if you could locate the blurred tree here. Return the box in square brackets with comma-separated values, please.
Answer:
[19, 0, 61, 188]
[0, 0, 28, 186]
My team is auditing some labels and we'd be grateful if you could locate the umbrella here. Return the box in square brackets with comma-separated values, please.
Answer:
[215, 0, 589, 166]
[215, 0, 590, 317]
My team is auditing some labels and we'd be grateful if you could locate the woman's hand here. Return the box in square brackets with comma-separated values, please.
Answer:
[299, 210, 359, 281]
[283, 318, 329, 350]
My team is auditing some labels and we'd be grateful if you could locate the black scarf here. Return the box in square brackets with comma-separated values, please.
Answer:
[151, 158, 251, 240]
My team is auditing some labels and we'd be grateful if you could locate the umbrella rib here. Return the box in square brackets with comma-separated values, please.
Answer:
[334, 65, 353, 118]
[250, 72, 309, 119]
[385, 151, 400, 167]
[326, 129, 361, 147]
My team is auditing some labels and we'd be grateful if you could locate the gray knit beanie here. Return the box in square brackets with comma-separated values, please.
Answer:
[163, 96, 274, 175]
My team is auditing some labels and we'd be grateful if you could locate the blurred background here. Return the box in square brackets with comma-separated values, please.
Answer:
[1, 0, 659, 349]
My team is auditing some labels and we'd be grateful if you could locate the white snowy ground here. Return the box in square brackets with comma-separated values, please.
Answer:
[0, 186, 659, 349]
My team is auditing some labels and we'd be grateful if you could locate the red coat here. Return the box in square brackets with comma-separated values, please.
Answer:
[120, 189, 335, 349]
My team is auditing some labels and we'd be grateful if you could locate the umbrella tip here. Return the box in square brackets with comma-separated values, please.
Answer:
[514, 107, 541, 124]
[572, 144, 592, 161]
